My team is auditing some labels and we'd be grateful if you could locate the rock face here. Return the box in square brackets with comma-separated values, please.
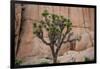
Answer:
[21, 47, 94, 65]
[75, 31, 94, 51]
[58, 51, 79, 63]
[31, 37, 52, 59]
[58, 47, 94, 63]
[80, 47, 94, 60]
[16, 5, 36, 59]
[58, 42, 70, 56]
[21, 58, 53, 65]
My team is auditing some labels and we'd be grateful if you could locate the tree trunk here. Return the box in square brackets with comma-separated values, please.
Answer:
[53, 54, 57, 63]
[50, 44, 58, 63]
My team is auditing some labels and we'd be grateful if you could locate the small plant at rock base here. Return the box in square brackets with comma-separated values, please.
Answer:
[84, 57, 92, 62]
[15, 59, 22, 65]
[33, 10, 73, 63]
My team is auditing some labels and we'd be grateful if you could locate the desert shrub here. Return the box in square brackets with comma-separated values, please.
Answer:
[15, 59, 22, 65]
[84, 57, 91, 61]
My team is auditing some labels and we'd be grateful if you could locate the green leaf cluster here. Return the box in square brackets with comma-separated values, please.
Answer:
[15, 59, 22, 65]
[33, 10, 72, 44]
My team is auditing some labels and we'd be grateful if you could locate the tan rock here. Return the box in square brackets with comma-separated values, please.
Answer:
[58, 51, 80, 63]
[80, 47, 94, 60]
[58, 42, 70, 56]
[75, 31, 93, 51]
[31, 37, 52, 59]
[21, 57, 52, 65]
[58, 54, 74, 63]
[58, 47, 94, 63]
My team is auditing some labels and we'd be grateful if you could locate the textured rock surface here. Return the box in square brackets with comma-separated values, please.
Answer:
[21, 58, 53, 65]
[58, 51, 79, 63]
[80, 47, 94, 60]
[75, 32, 91, 51]
[20, 46, 94, 64]
[58, 47, 94, 63]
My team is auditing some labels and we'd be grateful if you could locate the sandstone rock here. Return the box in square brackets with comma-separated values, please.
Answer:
[31, 37, 52, 59]
[21, 57, 52, 65]
[58, 47, 94, 63]
[66, 51, 85, 62]
[58, 42, 70, 56]
[58, 54, 75, 63]
[80, 47, 94, 60]
[16, 5, 39, 59]
[58, 51, 80, 63]
[75, 31, 93, 51]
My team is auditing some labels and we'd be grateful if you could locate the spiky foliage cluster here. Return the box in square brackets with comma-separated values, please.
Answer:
[33, 10, 72, 45]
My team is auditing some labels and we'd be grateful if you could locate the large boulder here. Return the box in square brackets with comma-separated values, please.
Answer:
[31, 37, 52, 59]
[58, 47, 94, 63]
[58, 51, 83, 63]
[80, 47, 94, 60]
[75, 31, 94, 51]
[58, 42, 70, 56]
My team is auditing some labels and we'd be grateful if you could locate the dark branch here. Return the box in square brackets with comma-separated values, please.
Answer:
[62, 32, 81, 43]
[40, 37, 50, 45]
[38, 30, 50, 46]
[55, 30, 69, 54]
[62, 32, 73, 43]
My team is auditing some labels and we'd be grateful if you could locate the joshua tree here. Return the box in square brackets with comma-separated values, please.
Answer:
[33, 10, 73, 63]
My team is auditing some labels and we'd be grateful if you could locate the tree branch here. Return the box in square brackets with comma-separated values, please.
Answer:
[40, 37, 50, 45]
[55, 30, 69, 54]
[38, 30, 50, 46]
[62, 32, 81, 43]
[62, 32, 73, 43]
